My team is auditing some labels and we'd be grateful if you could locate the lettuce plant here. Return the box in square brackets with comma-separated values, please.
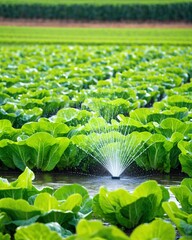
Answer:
[0, 167, 52, 200]
[129, 107, 188, 125]
[21, 120, 70, 138]
[53, 184, 93, 219]
[0, 119, 21, 141]
[82, 98, 133, 122]
[170, 178, 192, 214]
[93, 180, 169, 229]
[0, 171, 92, 236]
[154, 118, 192, 139]
[0, 104, 43, 128]
[163, 201, 192, 237]
[66, 219, 130, 240]
[164, 96, 192, 110]
[65, 218, 175, 240]
[136, 133, 174, 173]
[15, 223, 64, 240]
[0, 132, 70, 171]
[178, 139, 192, 177]
[53, 108, 94, 127]
[0, 103, 23, 126]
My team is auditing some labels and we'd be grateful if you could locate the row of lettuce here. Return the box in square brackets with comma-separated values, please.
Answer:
[0, 45, 192, 175]
[0, 167, 191, 239]
[1, 104, 192, 176]
[1, 45, 191, 128]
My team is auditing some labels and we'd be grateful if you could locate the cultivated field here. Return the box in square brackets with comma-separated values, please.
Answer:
[0, 0, 192, 238]
[0, 26, 192, 45]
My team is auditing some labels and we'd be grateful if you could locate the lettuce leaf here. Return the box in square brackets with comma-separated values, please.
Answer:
[170, 178, 192, 214]
[178, 141, 192, 177]
[15, 223, 63, 240]
[66, 219, 130, 240]
[130, 219, 175, 240]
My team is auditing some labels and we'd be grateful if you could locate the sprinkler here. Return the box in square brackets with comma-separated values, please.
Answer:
[111, 176, 120, 180]
[74, 120, 152, 180]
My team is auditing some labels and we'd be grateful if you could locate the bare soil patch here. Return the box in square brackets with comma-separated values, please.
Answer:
[0, 18, 192, 28]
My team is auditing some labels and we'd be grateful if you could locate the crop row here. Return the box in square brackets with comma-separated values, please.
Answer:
[1, 27, 192, 45]
[0, 167, 191, 239]
[0, 45, 192, 176]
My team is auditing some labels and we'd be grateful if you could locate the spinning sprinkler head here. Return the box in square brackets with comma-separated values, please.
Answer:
[111, 176, 120, 180]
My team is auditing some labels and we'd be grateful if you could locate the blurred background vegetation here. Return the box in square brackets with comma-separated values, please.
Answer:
[0, 0, 191, 22]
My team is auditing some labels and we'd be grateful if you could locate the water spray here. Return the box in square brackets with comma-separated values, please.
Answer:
[72, 116, 153, 179]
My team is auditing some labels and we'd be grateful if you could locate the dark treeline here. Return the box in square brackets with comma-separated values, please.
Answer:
[0, 3, 192, 22]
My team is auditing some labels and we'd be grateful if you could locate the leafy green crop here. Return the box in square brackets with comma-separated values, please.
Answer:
[0, 27, 192, 240]
[0, 168, 92, 237]
[0, 167, 53, 200]
[93, 180, 169, 229]
[163, 202, 192, 237]
[0, 44, 192, 174]
[66, 219, 130, 240]
[1, 168, 192, 239]
[0, 132, 70, 171]
[1, 27, 192, 45]
[170, 178, 192, 214]
[15, 223, 64, 240]
[163, 178, 192, 238]
[178, 138, 192, 177]
[130, 218, 176, 240]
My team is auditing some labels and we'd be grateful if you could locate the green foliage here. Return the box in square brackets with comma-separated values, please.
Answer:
[0, 103, 43, 128]
[14, 223, 63, 240]
[0, 44, 192, 174]
[0, 168, 92, 236]
[130, 107, 189, 125]
[163, 179, 192, 237]
[135, 132, 183, 172]
[179, 237, 192, 240]
[178, 140, 192, 177]
[54, 184, 92, 217]
[55, 108, 94, 127]
[82, 98, 140, 122]
[21, 121, 70, 138]
[93, 180, 169, 229]
[1, 33, 192, 240]
[170, 178, 192, 214]
[163, 201, 192, 237]
[154, 118, 192, 139]
[0, 233, 11, 240]
[1, 168, 192, 239]
[25, 132, 70, 171]
[1, 0, 191, 4]
[66, 218, 176, 240]
[66, 219, 130, 240]
[130, 218, 176, 240]
[0, 2, 192, 22]
[0, 132, 70, 171]
[0, 27, 192, 45]
[0, 167, 53, 200]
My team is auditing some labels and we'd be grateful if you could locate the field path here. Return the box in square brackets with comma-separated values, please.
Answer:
[0, 18, 192, 28]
